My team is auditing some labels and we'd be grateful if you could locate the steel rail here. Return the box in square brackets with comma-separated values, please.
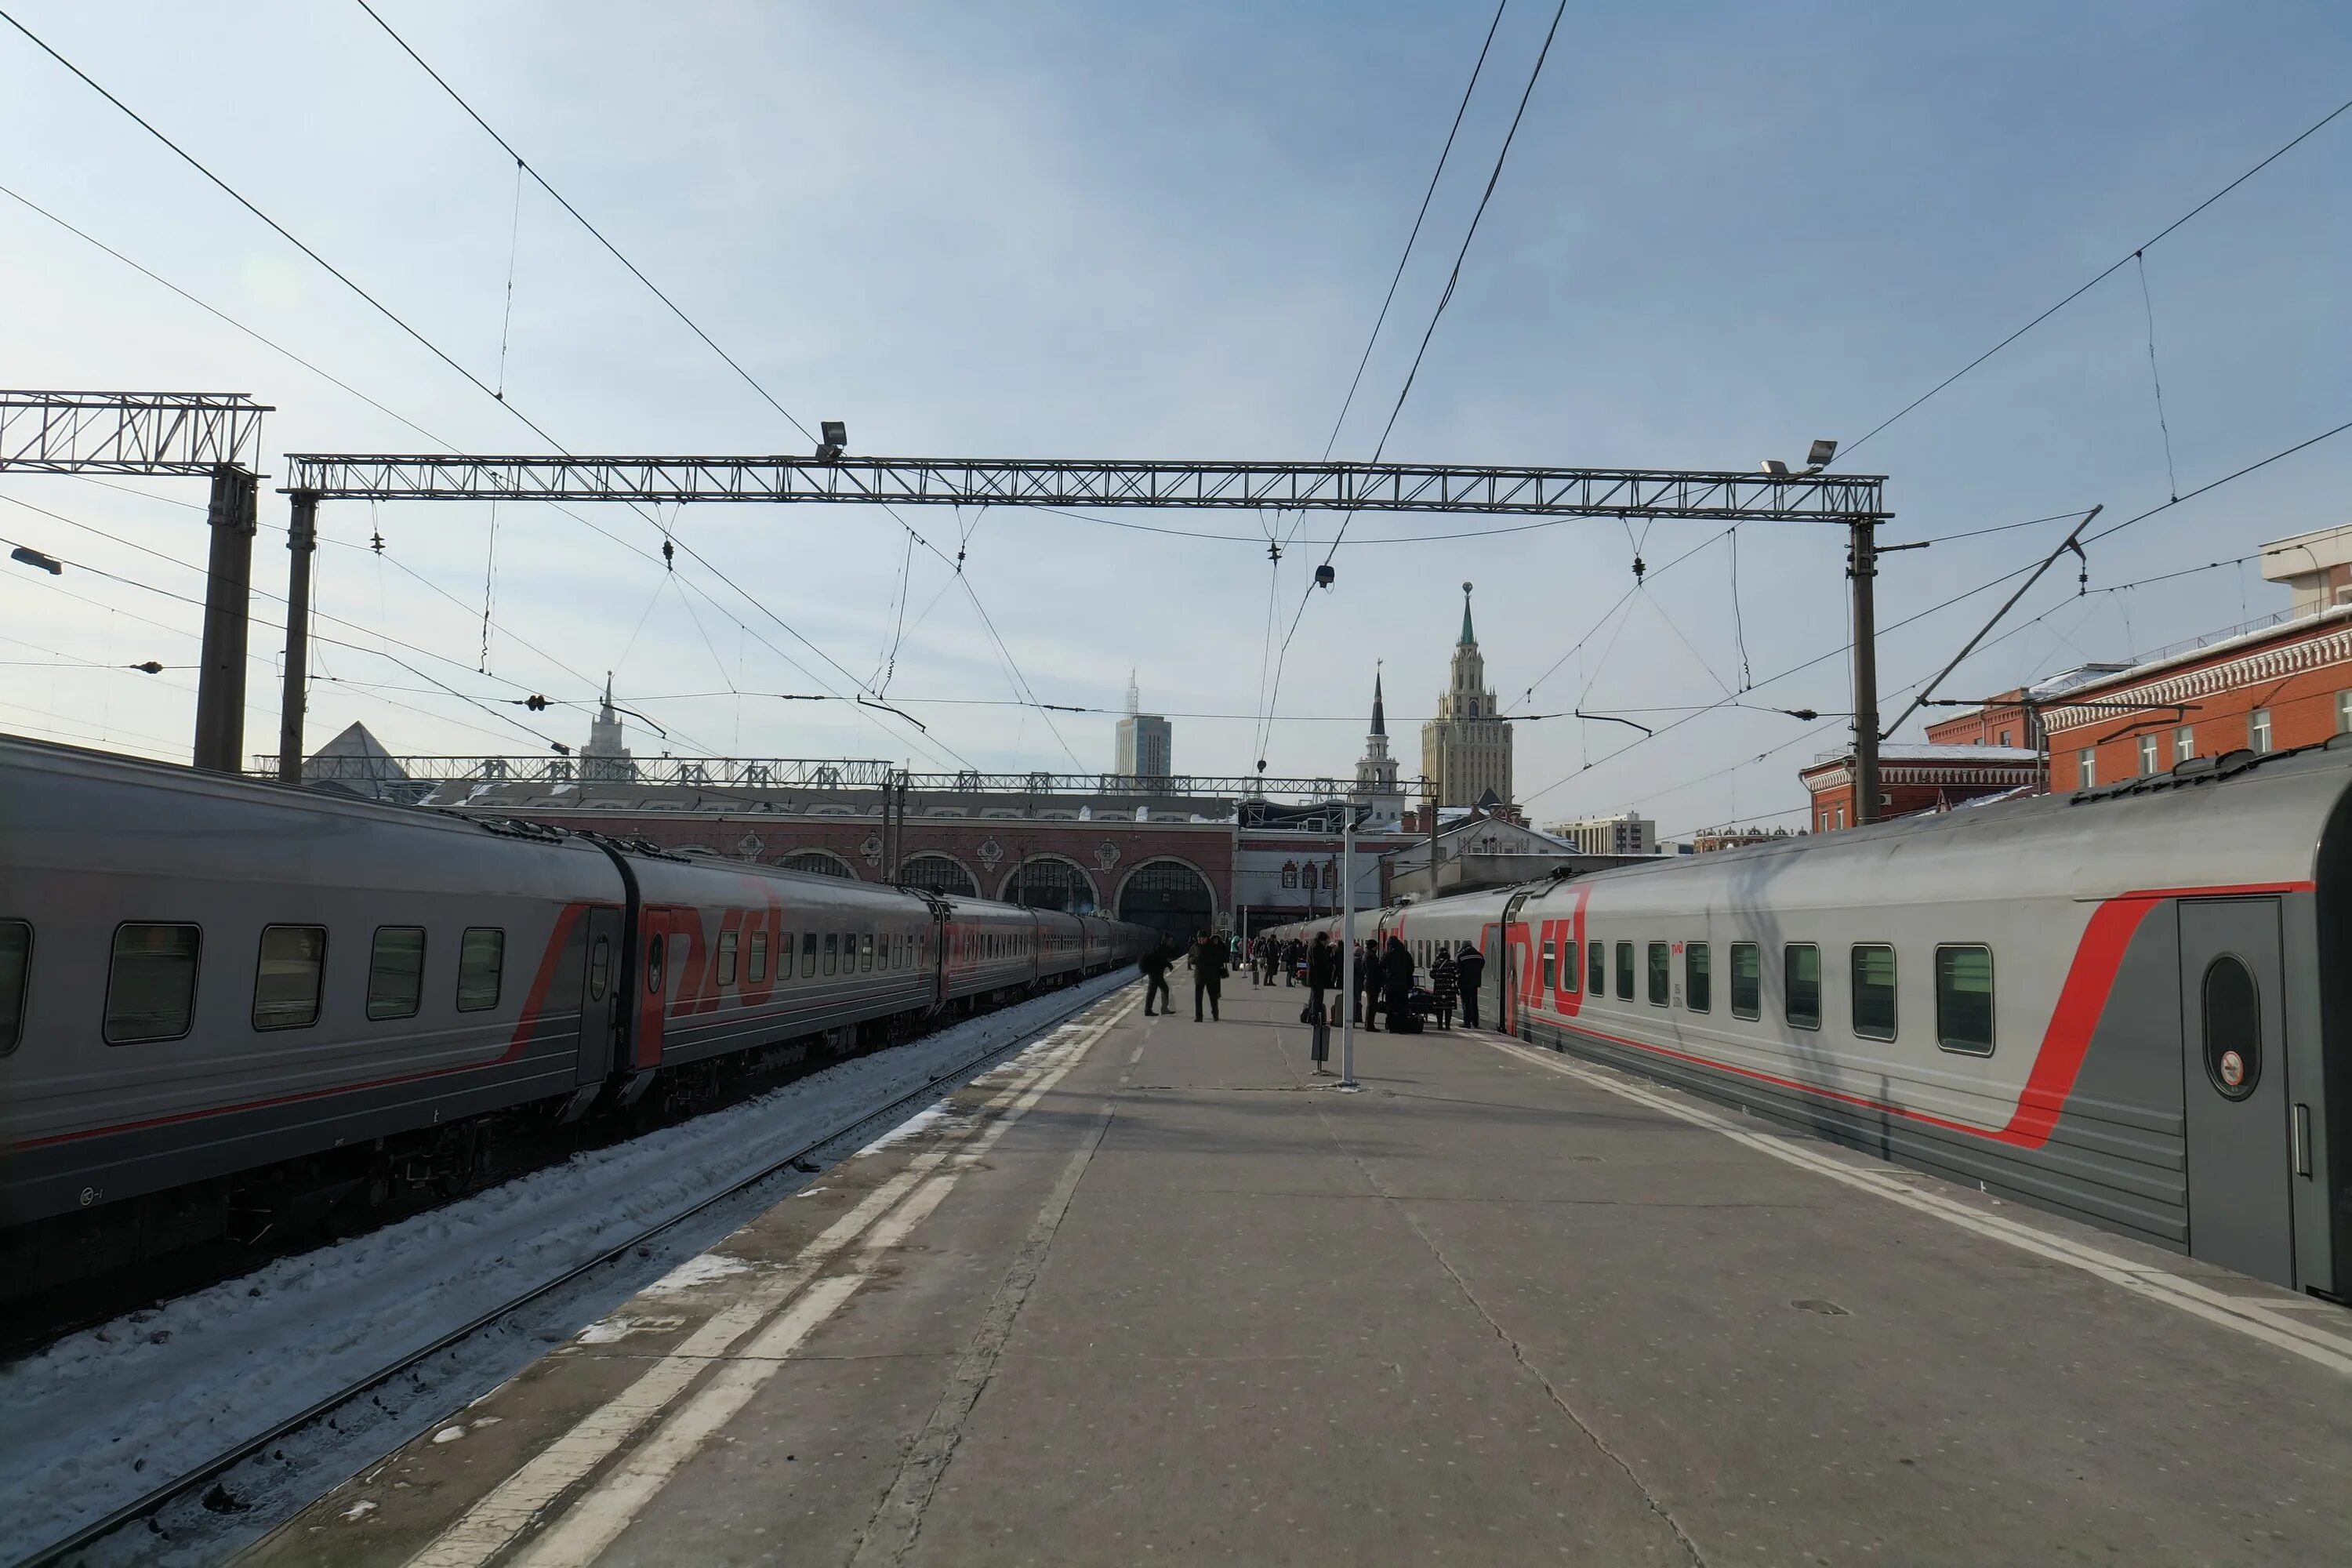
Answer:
[16, 977, 1131, 1568]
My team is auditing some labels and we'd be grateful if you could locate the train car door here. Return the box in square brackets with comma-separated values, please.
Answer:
[2180, 898, 2296, 1286]
[634, 908, 679, 1069]
[576, 908, 623, 1085]
[1497, 890, 1536, 1036]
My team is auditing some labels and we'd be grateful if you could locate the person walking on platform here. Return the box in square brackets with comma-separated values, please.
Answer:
[1305, 930, 1339, 1073]
[1264, 940, 1281, 987]
[1140, 940, 1174, 1017]
[1454, 941, 1486, 1029]
[1284, 937, 1304, 987]
[1189, 930, 1227, 1022]
[1430, 946, 1459, 1030]
[1381, 936, 1414, 1030]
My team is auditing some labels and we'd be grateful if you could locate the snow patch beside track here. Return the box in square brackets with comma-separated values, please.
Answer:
[2, 971, 1136, 1564]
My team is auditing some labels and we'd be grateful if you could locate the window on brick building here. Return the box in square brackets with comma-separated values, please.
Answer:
[2175, 726, 2194, 765]
[2338, 691, 2352, 735]
[2251, 709, 2273, 753]
[2139, 735, 2159, 776]
[1998, 729, 2012, 746]
[2078, 749, 2095, 788]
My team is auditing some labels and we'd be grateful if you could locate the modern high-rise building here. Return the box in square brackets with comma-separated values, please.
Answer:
[1114, 670, 1172, 781]
[1550, 812, 1657, 856]
[1420, 583, 1513, 809]
[1352, 668, 1405, 827]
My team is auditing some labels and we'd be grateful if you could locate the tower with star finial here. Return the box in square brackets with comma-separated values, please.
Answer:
[1420, 582, 1513, 809]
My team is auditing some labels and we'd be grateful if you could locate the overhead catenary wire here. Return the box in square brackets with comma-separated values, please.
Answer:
[348, 0, 1059, 767]
[2, 12, 967, 773]
[1838, 91, 2352, 463]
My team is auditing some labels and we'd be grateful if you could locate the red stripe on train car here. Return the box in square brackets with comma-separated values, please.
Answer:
[1531, 879, 2314, 1152]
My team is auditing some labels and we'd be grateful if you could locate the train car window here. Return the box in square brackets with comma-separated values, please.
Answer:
[368, 927, 429, 1020]
[105, 922, 201, 1044]
[749, 931, 768, 984]
[457, 928, 505, 1012]
[0, 920, 31, 1054]
[824, 933, 839, 976]
[253, 925, 328, 1030]
[2201, 956, 2260, 1099]
[1730, 942, 1760, 1021]
[1784, 944, 1821, 1030]
[1646, 942, 1669, 1007]
[1613, 942, 1634, 1000]
[1851, 945, 1897, 1040]
[1588, 941, 1605, 996]
[800, 931, 816, 978]
[862, 933, 875, 973]
[1934, 946, 1994, 1054]
[1686, 942, 1711, 1013]
[717, 930, 739, 987]
[647, 936, 665, 997]
[587, 935, 612, 1003]
[1541, 939, 1556, 991]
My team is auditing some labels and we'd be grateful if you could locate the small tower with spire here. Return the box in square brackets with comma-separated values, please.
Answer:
[1353, 662, 1404, 827]
[583, 671, 636, 782]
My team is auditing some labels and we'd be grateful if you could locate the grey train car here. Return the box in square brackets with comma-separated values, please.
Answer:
[0, 736, 1154, 1281]
[1265, 741, 2352, 1297]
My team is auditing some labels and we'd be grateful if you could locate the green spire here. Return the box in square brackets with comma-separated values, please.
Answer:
[1459, 581, 1475, 646]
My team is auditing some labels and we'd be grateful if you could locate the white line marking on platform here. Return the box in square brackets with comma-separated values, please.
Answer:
[408, 993, 1136, 1568]
[1482, 1035, 2352, 1377]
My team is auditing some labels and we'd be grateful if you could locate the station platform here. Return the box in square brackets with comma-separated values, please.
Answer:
[250, 977, 2352, 1566]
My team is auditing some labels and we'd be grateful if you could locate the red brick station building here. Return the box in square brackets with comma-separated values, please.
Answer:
[1804, 524, 2352, 829]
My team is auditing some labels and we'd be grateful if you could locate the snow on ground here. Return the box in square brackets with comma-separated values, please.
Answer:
[2, 972, 1135, 1564]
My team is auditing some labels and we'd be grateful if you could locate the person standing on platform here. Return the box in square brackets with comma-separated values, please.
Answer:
[1455, 941, 1486, 1029]
[1140, 940, 1174, 1017]
[1189, 929, 1227, 1022]
[1306, 930, 1339, 1073]
[1359, 938, 1384, 1029]
[1430, 946, 1459, 1030]
[1264, 940, 1280, 987]
[1381, 936, 1414, 1029]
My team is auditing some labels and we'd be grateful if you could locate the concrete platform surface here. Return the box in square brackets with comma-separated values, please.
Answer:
[247, 978, 2352, 1566]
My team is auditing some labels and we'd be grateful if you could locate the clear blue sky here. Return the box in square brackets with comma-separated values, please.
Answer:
[2, 0, 2346, 833]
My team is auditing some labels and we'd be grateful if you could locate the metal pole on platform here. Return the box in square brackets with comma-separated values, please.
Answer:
[1339, 818, 1358, 1090]
[1849, 516, 1882, 826]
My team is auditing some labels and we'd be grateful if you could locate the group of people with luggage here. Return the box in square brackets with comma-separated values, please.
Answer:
[1145, 928, 1493, 1041]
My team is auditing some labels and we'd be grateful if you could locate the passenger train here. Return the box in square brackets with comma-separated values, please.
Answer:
[1265, 739, 2352, 1297]
[0, 737, 1156, 1290]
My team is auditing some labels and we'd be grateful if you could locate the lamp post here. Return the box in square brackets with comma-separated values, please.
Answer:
[1339, 816, 1359, 1091]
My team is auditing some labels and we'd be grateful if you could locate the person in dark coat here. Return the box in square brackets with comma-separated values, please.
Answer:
[1381, 937, 1414, 1028]
[1305, 931, 1339, 1071]
[1189, 930, 1228, 1022]
[1356, 938, 1381, 1027]
[1454, 941, 1486, 1029]
[1430, 948, 1459, 1029]
[1140, 940, 1174, 1016]
[1284, 937, 1305, 987]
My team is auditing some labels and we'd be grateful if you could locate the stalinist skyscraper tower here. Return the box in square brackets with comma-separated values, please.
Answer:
[1419, 583, 1513, 809]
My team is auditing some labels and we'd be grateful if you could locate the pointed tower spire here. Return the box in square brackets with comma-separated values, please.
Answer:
[1370, 667, 1387, 737]
[601, 670, 616, 717]
[1459, 581, 1475, 646]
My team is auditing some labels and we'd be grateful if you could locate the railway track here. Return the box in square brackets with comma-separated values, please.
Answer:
[18, 977, 1131, 1568]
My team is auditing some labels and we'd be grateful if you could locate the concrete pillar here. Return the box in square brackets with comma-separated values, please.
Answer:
[193, 464, 258, 772]
[276, 491, 320, 783]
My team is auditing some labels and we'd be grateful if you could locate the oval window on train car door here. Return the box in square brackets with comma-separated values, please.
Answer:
[2201, 954, 2261, 1101]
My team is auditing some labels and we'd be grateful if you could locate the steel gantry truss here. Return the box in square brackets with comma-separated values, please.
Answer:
[2, 390, 270, 474]
[1, 391, 276, 773]
[283, 452, 1889, 523]
[260, 450, 1895, 818]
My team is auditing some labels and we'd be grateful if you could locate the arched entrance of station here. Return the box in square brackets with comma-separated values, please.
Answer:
[1117, 858, 1217, 946]
[999, 856, 1099, 913]
[897, 853, 978, 898]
